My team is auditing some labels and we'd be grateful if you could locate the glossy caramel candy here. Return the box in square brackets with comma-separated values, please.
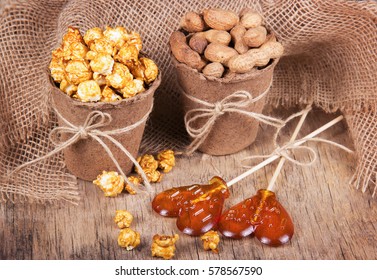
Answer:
[218, 189, 294, 246]
[152, 176, 230, 236]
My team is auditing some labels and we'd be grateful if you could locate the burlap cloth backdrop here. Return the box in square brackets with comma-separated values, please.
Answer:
[0, 0, 376, 203]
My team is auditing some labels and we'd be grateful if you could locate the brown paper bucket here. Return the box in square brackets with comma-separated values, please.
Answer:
[51, 74, 161, 181]
[173, 56, 279, 156]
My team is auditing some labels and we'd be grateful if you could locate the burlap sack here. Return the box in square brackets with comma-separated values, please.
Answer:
[175, 57, 279, 155]
[0, 0, 376, 203]
[51, 74, 161, 181]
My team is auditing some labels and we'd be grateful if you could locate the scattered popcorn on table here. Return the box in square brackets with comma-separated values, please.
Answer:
[151, 234, 179, 260]
[114, 210, 133, 229]
[76, 80, 102, 102]
[200, 230, 220, 253]
[124, 176, 141, 195]
[49, 26, 158, 103]
[93, 171, 124, 197]
[136, 154, 162, 183]
[157, 150, 175, 173]
[118, 228, 141, 250]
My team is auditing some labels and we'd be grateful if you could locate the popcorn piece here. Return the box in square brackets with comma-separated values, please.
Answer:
[90, 53, 114, 75]
[125, 176, 141, 195]
[77, 80, 102, 102]
[125, 31, 142, 51]
[93, 72, 107, 86]
[103, 26, 127, 49]
[83, 27, 103, 46]
[93, 171, 125, 197]
[129, 60, 145, 81]
[59, 79, 78, 96]
[65, 59, 92, 85]
[62, 27, 85, 45]
[63, 41, 88, 60]
[118, 228, 141, 250]
[85, 50, 98, 60]
[106, 62, 133, 89]
[200, 230, 220, 253]
[61, 27, 88, 60]
[90, 38, 115, 56]
[119, 79, 145, 98]
[136, 154, 162, 183]
[157, 150, 175, 173]
[114, 210, 133, 229]
[151, 234, 179, 260]
[115, 44, 139, 67]
[49, 57, 65, 83]
[139, 57, 158, 84]
[101, 85, 121, 102]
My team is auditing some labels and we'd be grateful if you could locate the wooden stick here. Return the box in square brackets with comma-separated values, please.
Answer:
[226, 115, 344, 187]
[266, 108, 310, 191]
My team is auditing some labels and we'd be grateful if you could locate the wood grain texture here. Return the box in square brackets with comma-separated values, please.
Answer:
[1, 108, 376, 260]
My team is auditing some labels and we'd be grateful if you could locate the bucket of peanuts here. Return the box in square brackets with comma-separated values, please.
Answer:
[49, 26, 161, 181]
[170, 8, 284, 156]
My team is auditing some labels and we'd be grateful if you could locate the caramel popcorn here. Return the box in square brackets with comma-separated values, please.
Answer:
[125, 31, 143, 51]
[49, 57, 65, 83]
[93, 171, 124, 197]
[105, 62, 133, 89]
[90, 37, 115, 56]
[65, 59, 92, 85]
[151, 234, 179, 260]
[83, 27, 103, 46]
[59, 79, 77, 96]
[157, 150, 175, 173]
[76, 80, 101, 102]
[114, 210, 133, 229]
[50, 26, 159, 103]
[61, 27, 88, 60]
[118, 228, 141, 250]
[200, 230, 220, 253]
[124, 176, 141, 195]
[93, 72, 107, 86]
[139, 57, 159, 84]
[101, 85, 121, 102]
[119, 79, 145, 98]
[103, 26, 127, 49]
[62, 27, 85, 45]
[89, 53, 114, 75]
[115, 44, 139, 67]
[63, 41, 88, 60]
[136, 154, 162, 183]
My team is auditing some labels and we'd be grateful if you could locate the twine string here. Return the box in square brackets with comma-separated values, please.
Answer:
[241, 107, 353, 169]
[184, 81, 285, 155]
[10, 108, 153, 193]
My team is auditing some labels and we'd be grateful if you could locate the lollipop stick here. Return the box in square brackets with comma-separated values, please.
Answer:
[227, 115, 345, 187]
[266, 108, 310, 191]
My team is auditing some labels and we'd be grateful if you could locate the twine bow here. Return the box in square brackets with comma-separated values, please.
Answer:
[11, 108, 153, 192]
[184, 82, 285, 155]
[242, 107, 353, 169]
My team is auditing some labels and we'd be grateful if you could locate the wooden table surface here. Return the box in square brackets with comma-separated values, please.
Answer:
[1, 109, 376, 260]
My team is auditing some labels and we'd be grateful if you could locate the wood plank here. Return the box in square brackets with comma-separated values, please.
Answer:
[1, 108, 376, 260]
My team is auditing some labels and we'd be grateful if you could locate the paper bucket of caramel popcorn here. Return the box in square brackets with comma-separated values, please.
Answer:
[173, 56, 279, 156]
[51, 73, 161, 181]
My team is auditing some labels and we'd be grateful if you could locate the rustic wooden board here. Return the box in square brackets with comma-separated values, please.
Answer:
[1, 109, 376, 260]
